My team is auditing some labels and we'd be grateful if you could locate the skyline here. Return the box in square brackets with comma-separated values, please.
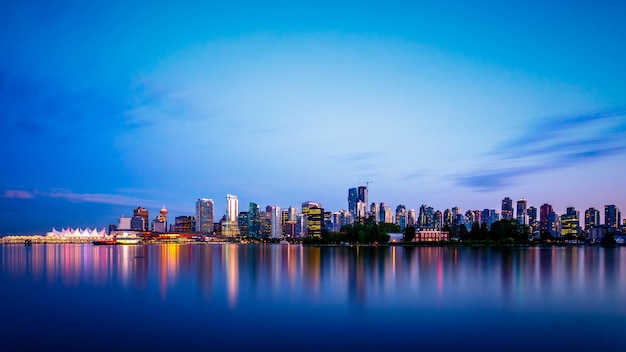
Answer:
[2, 1, 626, 234]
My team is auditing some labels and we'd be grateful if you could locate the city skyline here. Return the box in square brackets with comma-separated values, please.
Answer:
[1, 1, 626, 234]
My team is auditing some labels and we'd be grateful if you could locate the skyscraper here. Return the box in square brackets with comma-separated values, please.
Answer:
[133, 207, 149, 231]
[540, 203, 553, 234]
[527, 206, 539, 237]
[266, 205, 282, 239]
[561, 207, 580, 238]
[584, 207, 600, 234]
[196, 198, 214, 234]
[248, 202, 263, 238]
[302, 201, 324, 237]
[348, 188, 358, 222]
[502, 197, 513, 220]
[516, 199, 527, 225]
[605, 204, 621, 232]
[395, 205, 407, 230]
[223, 194, 240, 237]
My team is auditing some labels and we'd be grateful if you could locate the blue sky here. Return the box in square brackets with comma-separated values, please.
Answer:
[1, 1, 625, 234]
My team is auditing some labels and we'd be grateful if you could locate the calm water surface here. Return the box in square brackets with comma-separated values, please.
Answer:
[1, 244, 625, 351]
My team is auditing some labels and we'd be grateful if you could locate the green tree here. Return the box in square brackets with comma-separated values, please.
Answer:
[404, 225, 416, 242]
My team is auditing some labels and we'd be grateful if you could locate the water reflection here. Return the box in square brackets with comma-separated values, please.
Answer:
[1, 244, 625, 314]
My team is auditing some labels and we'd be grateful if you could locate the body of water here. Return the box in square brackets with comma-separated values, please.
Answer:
[1, 244, 624, 351]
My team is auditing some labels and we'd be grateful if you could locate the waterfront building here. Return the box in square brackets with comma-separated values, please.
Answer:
[340, 209, 353, 228]
[348, 188, 358, 222]
[196, 198, 214, 234]
[296, 213, 306, 237]
[223, 195, 240, 237]
[413, 229, 449, 242]
[443, 209, 453, 228]
[262, 211, 272, 238]
[370, 203, 380, 224]
[130, 215, 144, 231]
[395, 205, 407, 230]
[418, 205, 436, 229]
[527, 206, 539, 238]
[516, 199, 527, 225]
[248, 202, 262, 238]
[548, 211, 560, 237]
[408, 208, 417, 226]
[540, 203, 553, 234]
[502, 197, 513, 220]
[133, 207, 149, 231]
[605, 205, 621, 232]
[561, 207, 580, 238]
[585, 207, 601, 234]
[174, 216, 192, 232]
[302, 202, 324, 237]
[238, 212, 249, 236]
[118, 215, 132, 230]
[267, 205, 282, 238]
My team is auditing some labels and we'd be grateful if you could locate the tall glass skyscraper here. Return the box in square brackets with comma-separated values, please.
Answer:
[605, 204, 621, 232]
[516, 199, 527, 225]
[196, 198, 214, 234]
[502, 197, 514, 220]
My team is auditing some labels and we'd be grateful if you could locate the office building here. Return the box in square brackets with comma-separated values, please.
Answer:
[502, 197, 513, 220]
[196, 198, 214, 234]
[133, 207, 149, 231]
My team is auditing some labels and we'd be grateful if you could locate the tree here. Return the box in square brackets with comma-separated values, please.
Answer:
[404, 226, 416, 242]
[459, 224, 469, 240]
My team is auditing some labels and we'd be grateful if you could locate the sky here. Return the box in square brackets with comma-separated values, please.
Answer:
[1, 0, 626, 234]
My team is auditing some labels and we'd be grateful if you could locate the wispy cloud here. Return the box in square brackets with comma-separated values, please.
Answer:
[454, 108, 626, 191]
[2, 190, 34, 199]
[1, 188, 160, 208]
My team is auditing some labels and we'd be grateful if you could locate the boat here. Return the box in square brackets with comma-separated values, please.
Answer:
[114, 234, 142, 245]
[93, 238, 116, 245]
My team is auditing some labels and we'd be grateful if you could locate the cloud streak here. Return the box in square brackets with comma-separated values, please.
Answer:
[1, 188, 161, 208]
[455, 108, 626, 191]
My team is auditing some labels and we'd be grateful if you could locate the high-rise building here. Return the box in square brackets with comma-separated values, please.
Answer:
[548, 211, 560, 237]
[527, 206, 539, 237]
[174, 216, 192, 232]
[370, 203, 380, 224]
[118, 215, 132, 230]
[418, 205, 435, 229]
[502, 197, 513, 220]
[408, 209, 417, 226]
[540, 203, 553, 234]
[266, 205, 282, 239]
[248, 202, 262, 238]
[223, 194, 240, 237]
[395, 205, 407, 230]
[348, 188, 358, 222]
[130, 215, 144, 231]
[561, 207, 580, 238]
[196, 198, 214, 234]
[226, 195, 238, 222]
[238, 212, 249, 236]
[443, 209, 453, 228]
[348, 186, 368, 223]
[584, 207, 600, 234]
[605, 205, 621, 232]
[133, 207, 149, 231]
[516, 199, 527, 225]
[302, 202, 324, 237]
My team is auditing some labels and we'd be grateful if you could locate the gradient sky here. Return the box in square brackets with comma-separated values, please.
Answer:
[2, 1, 625, 234]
